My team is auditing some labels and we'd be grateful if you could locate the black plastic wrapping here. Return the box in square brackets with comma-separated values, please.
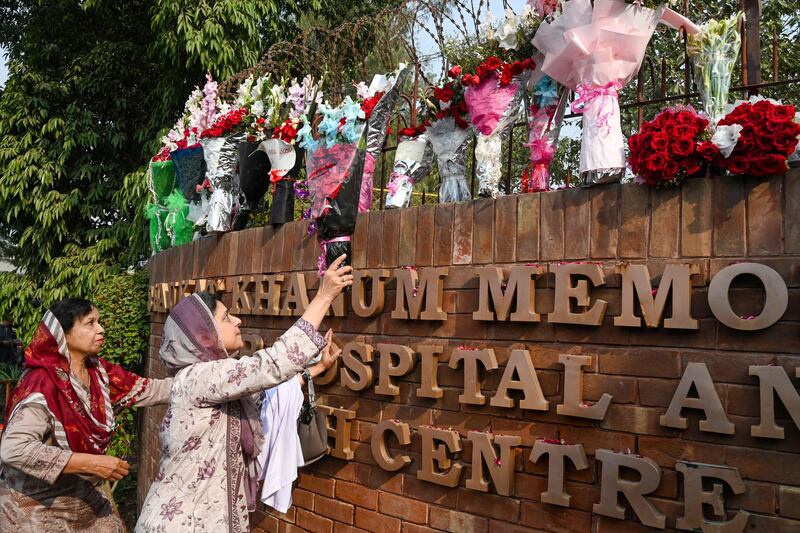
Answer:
[269, 146, 304, 226]
[232, 141, 271, 230]
[171, 145, 207, 199]
[316, 143, 367, 274]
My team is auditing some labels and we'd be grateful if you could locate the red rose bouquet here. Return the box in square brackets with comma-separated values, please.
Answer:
[714, 99, 800, 177]
[628, 107, 711, 187]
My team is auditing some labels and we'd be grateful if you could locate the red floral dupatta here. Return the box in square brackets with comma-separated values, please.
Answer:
[4, 311, 144, 453]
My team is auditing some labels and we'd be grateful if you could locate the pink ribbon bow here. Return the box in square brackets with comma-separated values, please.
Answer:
[570, 81, 622, 133]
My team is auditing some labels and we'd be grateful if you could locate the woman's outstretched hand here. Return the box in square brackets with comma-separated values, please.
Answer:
[318, 254, 353, 302]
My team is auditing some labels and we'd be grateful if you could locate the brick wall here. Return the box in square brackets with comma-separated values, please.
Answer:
[142, 170, 800, 532]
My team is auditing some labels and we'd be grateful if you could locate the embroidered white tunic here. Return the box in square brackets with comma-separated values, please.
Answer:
[135, 320, 324, 533]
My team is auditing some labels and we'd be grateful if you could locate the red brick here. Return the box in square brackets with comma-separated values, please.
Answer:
[402, 524, 439, 533]
[293, 488, 315, 511]
[379, 491, 428, 524]
[681, 177, 713, 257]
[747, 174, 783, 255]
[637, 378, 680, 408]
[399, 207, 418, 267]
[563, 188, 590, 259]
[726, 446, 800, 484]
[489, 520, 547, 533]
[649, 186, 680, 258]
[786, 169, 800, 254]
[382, 208, 401, 268]
[598, 349, 682, 378]
[779, 485, 800, 519]
[717, 322, 800, 353]
[540, 190, 564, 260]
[315, 495, 354, 524]
[298, 472, 335, 498]
[354, 507, 401, 533]
[595, 515, 664, 533]
[296, 508, 333, 533]
[519, 501, 592, 533]
[619, 183, 650, 258]
[416, 204, 435, 267]
[335, 480, 377, 510]
[402, 473, 458, 508]
[429, 507, 489, 533]
[728, 481, 776, 514]
[590, 184, 620, 259]
[333, 525, 369, 533]
[251, 511, 280, 533]
[600, 405, 678, 437]
[494, 195, 517, 263]
[584, 374, 637, 404]
[355, 463, 404, 494]
[434, 204, 454, 266]
[746, 514, 800, 532]
[637, 436, 728, 468]
[557, 426, 636, 455]
[516, 193, 540, 261]
[452, 201, 474, 264]
[473, 198, 495, 264]
[308, 458, 357, 483]
[456, 488, 520, 522]
[350, 213, 370, 270]
[366, 211, 384, 268]
[712, 176, 746, 256]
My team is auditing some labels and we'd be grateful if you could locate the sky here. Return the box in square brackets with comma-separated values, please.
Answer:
[0, 48, 7, 88]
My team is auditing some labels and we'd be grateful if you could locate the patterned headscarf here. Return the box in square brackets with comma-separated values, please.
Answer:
[159, 293, 264, 511]
[4, 311, 145, 453]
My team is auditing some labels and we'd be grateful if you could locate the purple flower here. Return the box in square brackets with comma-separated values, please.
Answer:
[181, 435, 202, 452]
[196, 460, 215, 481]
[294, 180, 310, 200]
[160, 497, 184, 521]
[227, 365, 248, 386]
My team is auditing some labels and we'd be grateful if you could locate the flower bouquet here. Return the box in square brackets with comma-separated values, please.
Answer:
[533, 0, 696, 187]
[712, 98, 800, 177]
[162, 84, 211, 200]
[261, 76, 322, 225]
[522, 74, 567, 192]
[356, 64, 412, 213]
[628, 106, 711, 187]
[384, 123, 434, 209]
[298, 97, 367, 274]
[424, 67, 473, 203]
[145, 165, 193, 254]
[199, 105, 249, 233]
[687, 13, 742, 125]
[462, 5, 542, 197]
[230, 74, 274, 230]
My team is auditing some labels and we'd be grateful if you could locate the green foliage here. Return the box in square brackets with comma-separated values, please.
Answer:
[92, 268, 150, 459]
[0, 361, 23, 382]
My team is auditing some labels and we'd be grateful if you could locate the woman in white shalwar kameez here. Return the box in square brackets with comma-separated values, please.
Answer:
[136, 255, 351, 533]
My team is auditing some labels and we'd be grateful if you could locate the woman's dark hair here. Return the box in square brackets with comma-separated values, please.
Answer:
[50, 298, 96, 333]
[196, 291, 222, 315]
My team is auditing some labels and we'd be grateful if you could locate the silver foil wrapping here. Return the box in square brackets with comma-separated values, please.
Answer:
[365, 66, 412, 156]
[200, 133, 244, 233]
[427, 117, 472, 204]
[384, 135, 433, 209]
[474, 74, 529, 198]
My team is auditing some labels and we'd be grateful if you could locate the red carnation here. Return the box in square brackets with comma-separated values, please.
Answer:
[433, 83, 454, 103]
[484, 56, 502, 71]
[447, 65, 462, 79]
[510, 61, 524, 76]
[522, 57, 536, 71]
[476, 64, 490, 80]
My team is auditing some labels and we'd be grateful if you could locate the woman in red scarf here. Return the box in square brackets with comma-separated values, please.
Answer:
[0, 298, 173, 531]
